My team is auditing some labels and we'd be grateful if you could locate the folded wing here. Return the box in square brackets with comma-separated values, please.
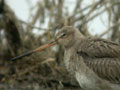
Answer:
[77, 37, 120, 83]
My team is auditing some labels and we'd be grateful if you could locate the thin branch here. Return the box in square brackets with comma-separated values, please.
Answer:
[20, 20, 52, 30]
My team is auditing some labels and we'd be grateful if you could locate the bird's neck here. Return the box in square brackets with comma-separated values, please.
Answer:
[64, 47, 76, 74]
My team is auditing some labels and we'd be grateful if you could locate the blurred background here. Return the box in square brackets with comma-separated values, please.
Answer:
[0, 0, 120, 90]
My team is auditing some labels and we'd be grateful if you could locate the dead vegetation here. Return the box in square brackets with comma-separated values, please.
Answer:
[0, 0, 120, 90]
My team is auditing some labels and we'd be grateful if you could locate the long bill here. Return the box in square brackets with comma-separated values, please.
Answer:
[11, 41, 56, 60]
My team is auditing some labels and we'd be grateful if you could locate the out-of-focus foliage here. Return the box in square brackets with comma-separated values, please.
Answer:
[0, 0, 120, 90]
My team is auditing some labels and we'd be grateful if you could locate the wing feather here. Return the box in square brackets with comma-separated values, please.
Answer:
[77, 37, 120, 83]
[78, 37, 120, 58]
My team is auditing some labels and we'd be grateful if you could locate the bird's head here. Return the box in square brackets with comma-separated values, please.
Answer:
[55, 26, 85, 48]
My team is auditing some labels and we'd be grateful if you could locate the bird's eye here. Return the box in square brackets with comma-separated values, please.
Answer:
[61, 33, 66, 38]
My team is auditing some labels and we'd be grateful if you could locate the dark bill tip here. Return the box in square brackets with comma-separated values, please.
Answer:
[10, 51, 33, 61]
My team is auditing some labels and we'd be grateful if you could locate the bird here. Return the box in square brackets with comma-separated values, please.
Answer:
[11, 26, 120, 90]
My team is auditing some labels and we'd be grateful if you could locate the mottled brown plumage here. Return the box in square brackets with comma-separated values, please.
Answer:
[55, 26, 120, 90]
